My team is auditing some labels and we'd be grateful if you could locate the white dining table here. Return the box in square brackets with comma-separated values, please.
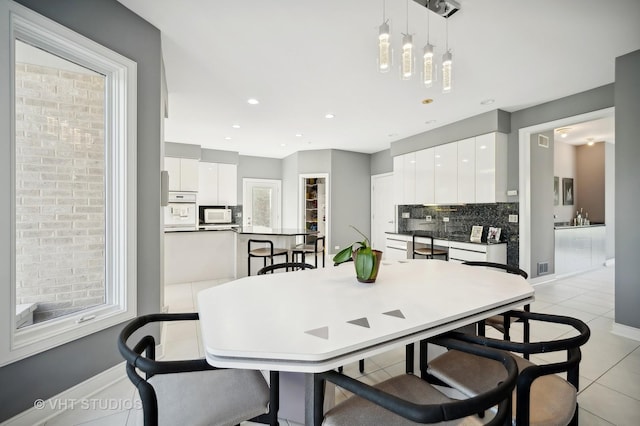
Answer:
[197, 259, 534, 424]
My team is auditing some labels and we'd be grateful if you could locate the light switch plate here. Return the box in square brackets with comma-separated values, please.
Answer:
[507, 190, 518, 196]
[425, 215, 432, 222]
[401, 212, 410, 218]
[443, 217, 450, 222]
[509, 214, 518, 223]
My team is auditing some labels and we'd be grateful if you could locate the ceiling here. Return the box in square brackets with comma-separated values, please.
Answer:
[116, 0, 640, 158]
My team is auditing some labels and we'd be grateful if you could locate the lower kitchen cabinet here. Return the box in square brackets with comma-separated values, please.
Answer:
[164, 230, 236, 284]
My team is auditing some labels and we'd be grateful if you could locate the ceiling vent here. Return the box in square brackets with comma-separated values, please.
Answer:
[413, 0, 461, 18]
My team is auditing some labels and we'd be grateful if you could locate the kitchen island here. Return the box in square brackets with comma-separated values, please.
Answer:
[235, 227, 318, 277]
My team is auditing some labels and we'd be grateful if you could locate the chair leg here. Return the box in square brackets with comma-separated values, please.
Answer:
[359, 359, 365, 373]
[405, 343, 414, 374]
[248, 255, 251, 276]
[420, 339, 428, 380]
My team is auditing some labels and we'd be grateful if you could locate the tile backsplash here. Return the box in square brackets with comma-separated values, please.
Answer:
[397, 203, 520, 266]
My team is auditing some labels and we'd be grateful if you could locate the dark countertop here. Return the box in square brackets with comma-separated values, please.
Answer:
[235, 227, 318, 236]
[554, 223, 606, 230]
[165, 224, 239, 233]
[386, 231, 507, 245]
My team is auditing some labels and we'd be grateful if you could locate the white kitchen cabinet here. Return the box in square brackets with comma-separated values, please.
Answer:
[393, 152, 416, 205]
[415, 148, 435, 204]
[166, 157, 199, 192]
[457, 137, 476, 203]
[392, 155, 404, 205]
[475, 132, 507, 203]
[198, 162, 238, 206]
[448, 241, 507, 264]
[385, 233, 409, 260]
[434, 143, 458, 204]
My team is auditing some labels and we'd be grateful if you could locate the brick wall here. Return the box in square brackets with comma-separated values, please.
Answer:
[15, 62, 106, 324]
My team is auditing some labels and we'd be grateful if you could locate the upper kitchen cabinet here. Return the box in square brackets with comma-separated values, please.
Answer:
[393, 149, 435, 205]
[457, 137, 476, 203]
[393, 152, 416, 205]
[415, 148, 435, 204]
[475, 132, 507, 203]
[434, 142, 458, 204]
[166, 157, 199, 192]
[198, 162, 238, 206]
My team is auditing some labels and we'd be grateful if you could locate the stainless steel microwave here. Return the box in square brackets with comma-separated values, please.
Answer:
[203, 208, 232, 224]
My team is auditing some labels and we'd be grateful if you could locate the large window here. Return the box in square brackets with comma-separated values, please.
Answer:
[0, 1, 137, 365]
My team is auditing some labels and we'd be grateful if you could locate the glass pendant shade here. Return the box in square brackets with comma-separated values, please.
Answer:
[422, 43, 434, 87]
[401, 33, 413, 80]
[378, 22, 391, 72]
[442, 50, 452, 92]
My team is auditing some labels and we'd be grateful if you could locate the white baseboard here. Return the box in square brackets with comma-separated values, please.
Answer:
[1, 362, 127, 426]
[611, 322, 640, 342]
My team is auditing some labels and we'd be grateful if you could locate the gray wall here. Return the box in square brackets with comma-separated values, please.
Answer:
[0, 0, 162, 421]
[390, 109, 510, 156]
[165, 141, 201, 159]
[529, 131, 556, 277]
[614, 49, 640, 329]
[605, 142, 615, 260]
[330, 150, 371, 253]
[371, 149, 393, 175]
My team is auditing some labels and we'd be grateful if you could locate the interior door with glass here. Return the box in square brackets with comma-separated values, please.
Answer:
[242, 178, 281, 229]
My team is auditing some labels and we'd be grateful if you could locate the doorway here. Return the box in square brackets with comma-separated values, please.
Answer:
[371, 173, 395, 254]
[243, 178, 282, 228]
[518, 107, 615, 280]
[299, 173, 329, 252]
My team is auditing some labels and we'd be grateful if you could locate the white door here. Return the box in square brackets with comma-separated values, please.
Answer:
[243, 178, 281, 228]
[371, 173, 395, 254]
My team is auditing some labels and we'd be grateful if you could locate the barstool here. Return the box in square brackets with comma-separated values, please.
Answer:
[412, 233, 449, 260]
[291, 235, 325, 268]
[248, 239, 289, 276]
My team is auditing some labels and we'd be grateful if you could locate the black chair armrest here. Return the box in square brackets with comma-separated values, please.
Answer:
[315, 336, 517, 425]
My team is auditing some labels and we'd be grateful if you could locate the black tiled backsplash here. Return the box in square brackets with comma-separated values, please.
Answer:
[397, 203, 519, 266]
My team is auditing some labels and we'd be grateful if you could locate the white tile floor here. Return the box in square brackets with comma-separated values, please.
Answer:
[44, 265, 640, 425]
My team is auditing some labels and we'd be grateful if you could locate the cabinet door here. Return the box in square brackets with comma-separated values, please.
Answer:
[198, 162, 218, 205]
[180, 158, 199, 192]
[217, 163, 237, 205]
[475, 133, 496, 203]
[392, 155, 404, 205]
[434, 143, 458, 204]
[415, 148, 435, 204]
[403, 152, 417, 204]
[165, 157, 181, 191]
[457, 137, 476, 203]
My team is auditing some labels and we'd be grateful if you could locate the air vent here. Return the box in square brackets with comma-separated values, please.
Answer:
[538, 134, 549, 148]
[537, 262, 549, 275]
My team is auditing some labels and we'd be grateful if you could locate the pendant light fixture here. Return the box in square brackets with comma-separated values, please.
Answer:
[442, 18, 453, 93]
[422, 10, 434, 88]
[401, 0, 413, 80]
[378, 0, 391, 73]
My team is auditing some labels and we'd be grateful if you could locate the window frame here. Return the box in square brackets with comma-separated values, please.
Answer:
[0, 0, 137, 366]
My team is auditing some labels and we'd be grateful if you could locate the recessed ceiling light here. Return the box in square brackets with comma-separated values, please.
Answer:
[232, 124, 240, 129]
[556, 127, 571, 138]
[247, 98, 259, 105]
[587, 137, 595, 146]
[224, 136, 232, 140]
[480, 98, 495, 105]
[325, 113, 335, 119]
[421, 98, 434, 104]
[295, 133, 303, 137]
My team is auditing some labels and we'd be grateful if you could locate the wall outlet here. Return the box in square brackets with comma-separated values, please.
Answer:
[507, 189, 518, 196]
[334, 245, 340, 250]
[425, 215, 432, 222]
[401, 212, 410, 219]
[236, 212, 242, 218]
[508, 214, 518, 223]
[443, 217, 449, 222]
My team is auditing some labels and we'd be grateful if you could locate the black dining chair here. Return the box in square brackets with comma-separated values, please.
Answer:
[426, 311, 590, 426]
[314, 335, 517, 426]
[257, 262, 315, 274]
[118, 313, 279, 426]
